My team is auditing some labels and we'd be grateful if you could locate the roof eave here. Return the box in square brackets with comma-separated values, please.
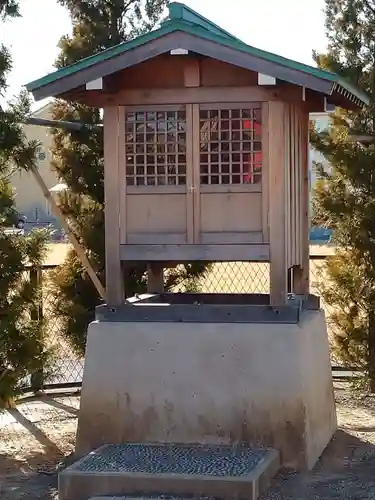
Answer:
[28, 32, 336, 103]
[332, 80, 370, 107]
[25, 16, 369, 109]
[25, 21, 178, 92]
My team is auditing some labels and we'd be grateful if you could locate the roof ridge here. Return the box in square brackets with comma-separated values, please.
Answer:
[178, 20, 338, 82]
[168, 2, 242, 42]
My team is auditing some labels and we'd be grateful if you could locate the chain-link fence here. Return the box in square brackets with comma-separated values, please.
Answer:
[19, 255, 335, 391]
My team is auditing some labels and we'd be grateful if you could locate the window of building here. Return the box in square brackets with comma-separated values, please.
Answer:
[36, 146, 46, 161]
[45, 199, 53, 217]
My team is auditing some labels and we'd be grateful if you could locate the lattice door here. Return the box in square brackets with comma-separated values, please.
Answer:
[195, 103, 264, 245]
[124, 105, 194, 245]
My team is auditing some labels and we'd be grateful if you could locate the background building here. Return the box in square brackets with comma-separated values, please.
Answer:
[10, 102, 59, 226]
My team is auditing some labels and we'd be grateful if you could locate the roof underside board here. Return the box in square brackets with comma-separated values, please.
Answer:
[30, 31, 336, 102]
[25, 2, 369, 107]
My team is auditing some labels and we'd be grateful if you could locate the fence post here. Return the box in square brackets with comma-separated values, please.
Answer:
[30, 267, 44, 393]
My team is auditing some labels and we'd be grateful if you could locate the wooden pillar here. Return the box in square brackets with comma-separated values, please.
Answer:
[293, 108, 310, 295]
[267, 101, 288, 305]
[147, 263, 164, 294]
[103, 106, 125, 305]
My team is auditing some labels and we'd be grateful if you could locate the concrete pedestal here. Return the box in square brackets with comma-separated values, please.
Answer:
[75, 294, 336, 469]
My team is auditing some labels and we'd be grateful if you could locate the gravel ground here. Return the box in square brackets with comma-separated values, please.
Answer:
[2, 382, 375, 499]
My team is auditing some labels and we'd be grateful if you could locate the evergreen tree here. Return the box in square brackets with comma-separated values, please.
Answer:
[0, 1, 53, 406]
[311, 0, 375, 389]
[50, 0, 211, 356]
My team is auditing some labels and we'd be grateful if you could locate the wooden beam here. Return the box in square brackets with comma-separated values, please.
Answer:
[30, 166, 106, 300]
[184, 59, 200, 87]
[186, 103, 195, 244]
[118, 106, 127, 245]
[77, 85, 326, 109]
[147, 263, 164, 293]
[261, 102, 270, 243]
[120, 244, 270, 262]
[293, 108, 310, 295]
[268, 101, 288, 305]
[103, 106, 125, 305]
[288, 104, 293, 267]
[192, 103, 201, 244]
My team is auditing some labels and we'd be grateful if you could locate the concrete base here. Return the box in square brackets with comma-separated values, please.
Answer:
[59, 443, 279, 500]
[75, 305, 336, 469]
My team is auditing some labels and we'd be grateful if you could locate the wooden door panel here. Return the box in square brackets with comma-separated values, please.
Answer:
[195, 104, 264, 245]
[122, 104, 193, 245]
[126, 193, 187, 244]
[201, 192, 262, 231]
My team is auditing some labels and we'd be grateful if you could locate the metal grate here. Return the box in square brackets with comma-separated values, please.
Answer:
[125, 109, 187, 186]
[72, 443, 267, 476]
[199, 107, 262, 185]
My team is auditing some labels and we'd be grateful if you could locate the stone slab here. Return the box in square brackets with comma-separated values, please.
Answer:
[59, 443, 279, 500]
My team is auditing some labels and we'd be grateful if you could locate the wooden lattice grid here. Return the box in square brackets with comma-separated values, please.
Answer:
[125, 108, 187, 186]
[199, 106, 262, 185]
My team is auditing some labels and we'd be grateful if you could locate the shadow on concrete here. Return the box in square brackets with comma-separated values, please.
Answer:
[261, 430, 375, 499]
[0, 468, 58, 500]
[346, 425, 375, 433]
[6, 408, 63, 457]
[41, 396, 79, 417]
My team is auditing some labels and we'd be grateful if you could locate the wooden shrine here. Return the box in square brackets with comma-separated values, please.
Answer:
[27, 3, 370, 477]
[26, 2, 368, 306]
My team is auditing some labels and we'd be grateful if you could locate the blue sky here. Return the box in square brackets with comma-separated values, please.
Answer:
[1, 0, 328, 107]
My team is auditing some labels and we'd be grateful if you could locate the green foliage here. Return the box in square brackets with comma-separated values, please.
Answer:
[312, 0, 375, 382]
[0, 0, 19, 20]
[50, 0, 211, 357]
[316, 250, 368, 367]
[0, 229, 56, 406]
[0, 2, 55, 405]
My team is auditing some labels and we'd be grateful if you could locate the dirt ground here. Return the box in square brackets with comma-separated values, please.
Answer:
[1, 381, 375, 499]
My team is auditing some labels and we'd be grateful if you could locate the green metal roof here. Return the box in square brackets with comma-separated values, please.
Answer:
[25, 2, 369, 106]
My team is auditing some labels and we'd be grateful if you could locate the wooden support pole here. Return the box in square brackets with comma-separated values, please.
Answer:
[103, 106, 125, 306]
[268, 101, 288, 305]
[293, 109, 310, 295]
[292, 265, 306, 295]
[147, 263, 164, 294]
[30, 166, 106, 301]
